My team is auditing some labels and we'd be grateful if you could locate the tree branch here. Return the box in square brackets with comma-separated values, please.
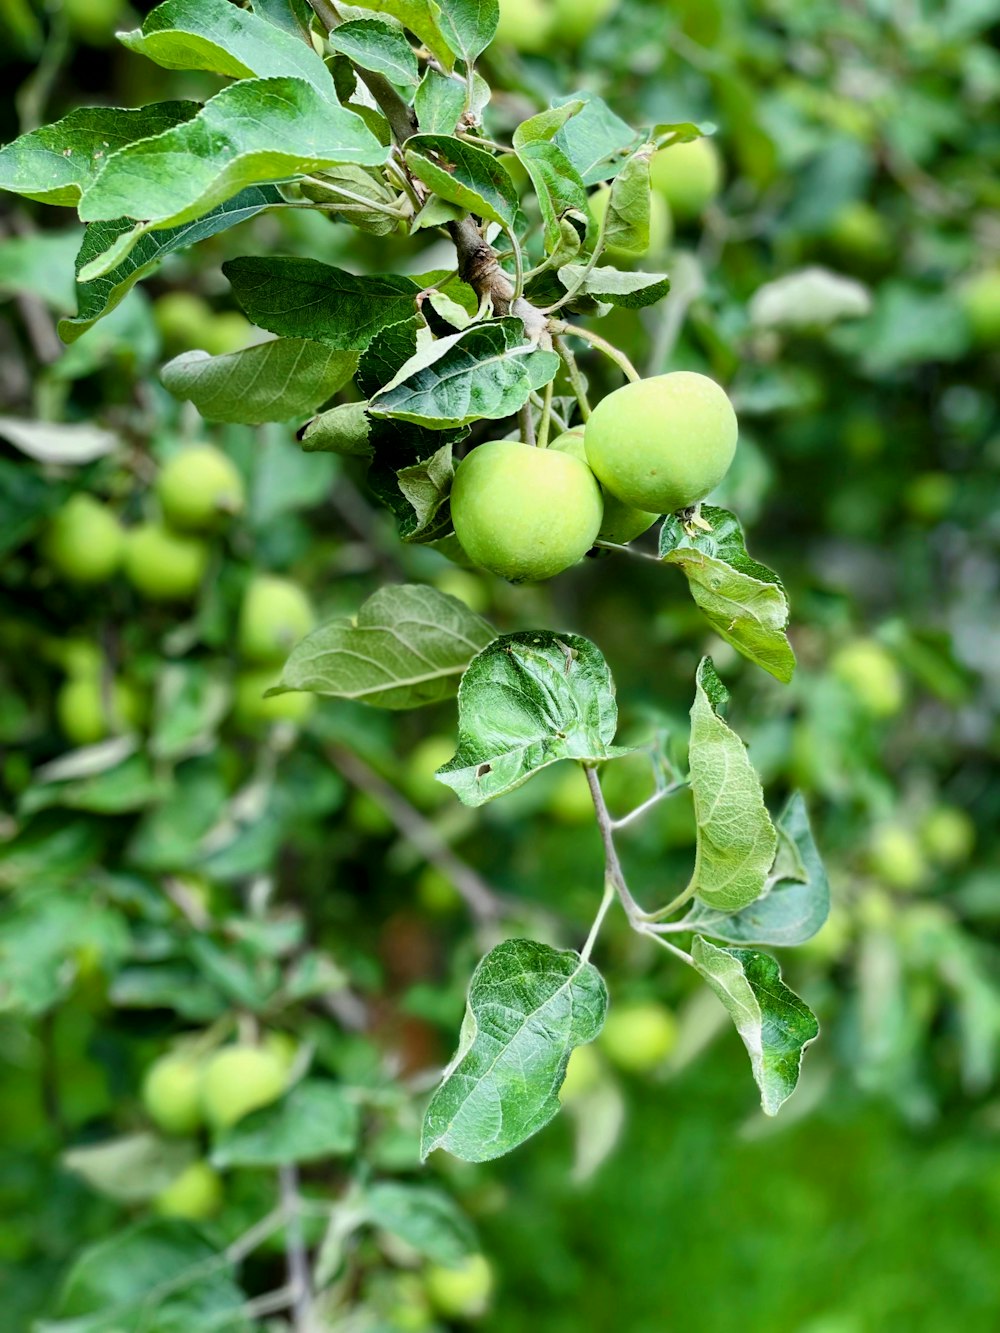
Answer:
[305, 0, 418, 144]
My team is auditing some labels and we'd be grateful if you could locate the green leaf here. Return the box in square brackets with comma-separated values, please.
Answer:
[302, 163, 401, 235]
[0, 416, 117, 465]
[364, 1182, 477, 1265]
[118, 0, 333, 94]
[161, 340, 358, 424]
[512, 101, 584, 150]
[59, 186, 283, 342]
[369, 317, 559, 429]
[421, 938, 607, 1162]
[395, 440, 456, 541]
[553, 91, 642, 186]
[405, 134, 518, 229]
[414, 68, 466, 134]
[63, 1135, 196, 1205]
[299, 401, 373, 456]
[557, 263, 669, 310]
[595, 145, 652, 253]
[44, 1220, 249, 1333]
[211, 1080, 359, 1167]
[274, 583, 494, 708]
[0, 894, 129, 1017]
[690, 937, 819, 1115]
[686, 793, 830, 947]
[327, 17, 421, 86]
[150, 662, 231, 762]
[21, 752, 167, 817]
[660, 506, 796, 683]
[78, 77, 390, 232]
[223, 256, 417, 351]
[0, 228, 81, 310]
[517, 140, 588, 252]
[437, 0, 499, 63]
[436, 631, 626, 807]
[684, 658, 777, 912]
[351, 0, 455, 70]
[0, 102, 196, 206]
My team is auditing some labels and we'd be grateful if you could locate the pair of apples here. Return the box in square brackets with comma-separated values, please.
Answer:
[451, 370, 738, 582]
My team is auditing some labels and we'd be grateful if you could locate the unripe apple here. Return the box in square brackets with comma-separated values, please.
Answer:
[831, 639, 904, 719]
[493, 0, 553, 52]
[154, 291, 214, 353]
[559, 1042, 603, 1102]
[584, 372, 738, 514]
[233, 670, 315, 729]
[590, 184, 672, 259]
[142, 1053, 204, 1135]
[406, 735, 458, 808]
[826, 201, 892, 265]
[157, 444, 245, 531]
[424, 1254, 494, 1320]
[63, 0, 124, 45]
[431, 568, 490, 614]
[154, 1161, 223, 1221]
[548, 764, 596, 824]
[868, 824, 927, 892]
[451, 440, 603, 582]
[263, 1030, 299, 1074]
[553, 0, 618, 43]
[123, 524, 209, 601]
[550, 428, 658, 543]
[958, 269, 1000, 346]
[921, 806, 975, 868]
[649, 138, 722, 221]
[43, 495, 124, 584]
[598, 1001, 677, 1072]
[56, 675, 142, 746]
[201, 313, 255, 358]
[200, 1044, 288, 1129]
[416, 866, 462, 915]
[238, 575, 316, 663]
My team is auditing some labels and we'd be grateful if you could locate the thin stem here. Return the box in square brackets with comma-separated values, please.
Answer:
[649, 934, 694, 966]
[543, 236, 605, 316]
[611, 782, 687, 831]
[240, 1286, 300, 1321]
[554, 336, 591, 421]
[555, 323, 642, 383]
[226, 1206, 289, 1265]
[593, 539, 662, 563]
[583, 766, 647, 924]
[304, 0, 339, 31]
[456, 130, 515, 154]
[385, 153, 422, 211]
[580, 878, 616, 963]
[279, 1166, 312, 1332]
[645, 881, 697, 923]
[529, 391, 568, 435]
[536, 378, 554, 448]
[327, 743, 504, 922]
[506, 226, 524, 301]
[519, 400, 536, 446]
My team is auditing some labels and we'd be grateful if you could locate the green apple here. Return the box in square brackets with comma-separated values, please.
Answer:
[200, 1045, 288, 1129]
[63, 0, 124, 45]
[416, 866, 462, 915]
[154, 1162, 223, 1221]
[424, 1254, 494, 1319]
[262, 1031, 299, 1074]
[157, 444, 245, 530]
[154, 292, 214, 352]
[550, 428, 658, 543]
[590, 184, 672, 259]
[201, 313, 254, 358]
[649, 137, 722, 221]
[921, 806, 975, 867]
[142, 1053, 204, 1136]
[958, 269, 1000, 346]
[493, 0, 553, 51]
[406, 734, 457, 808]
[548, 764, 596, 824]
[868, 824, 927, 892]
[825, 201, 892, 265]
[559, 1042, 603, 1102]
[238, 575, 316, 663]
[598, 1001, 677, 1072]
[56, 675, 142, 746]
[43, 495, 124, 584]
[831, 639, 904, 719]
[233, 670, 315, 729]
[451, 440, 603, 582]
[123, 524, 209, 601]
[584, 372, 738, 513]
[431, 567, 490, 614]
[553, 0, 618, 43]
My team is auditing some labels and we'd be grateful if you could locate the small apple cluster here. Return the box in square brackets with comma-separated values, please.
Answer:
[41, 446, 318, 744]
[450, 371, 739, 582]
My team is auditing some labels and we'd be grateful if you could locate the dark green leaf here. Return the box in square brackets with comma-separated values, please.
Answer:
[414, 68, 466, 135]
[212, 1080, 359, 1167]
[553, 91, 642, 186]
[299, 401, 373, 456]
[405, 134, 518, 229]
[327, 18, 421, 86]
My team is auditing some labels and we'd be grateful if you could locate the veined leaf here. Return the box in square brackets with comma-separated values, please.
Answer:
[60, 186, 283, 342]
[414, 68, 466, 134]
[660, 506, 796, 683]
[161, 340, 358, 424]
[421, 938, 608, 1162]
[352, 0, 455, 70]
[369, 317, 559, 429]
[0, 102, 195, 206]
[327, 17, 421, 86]
[690, 937, 819, 1115]
[118, 0, 333, 94]
[299, 401, 373, 456]
[436, 631, 626, 807]
[557, 263, 669, 310]
[512, 101, 584, 150]
[685, 659, 777, 912]
[595, 145, 653, 253]
[405, 133, 518, 229]
[78, 77, 390, 232]
[553, 91, 642, 185]
[686, 793, 830, 947]
[223, 256, 417, 351]
[272, 584, 494, 708]
[517, 140, 588, 253]
[437, 0, 499, 63]
[211, 1081, 359, 1167]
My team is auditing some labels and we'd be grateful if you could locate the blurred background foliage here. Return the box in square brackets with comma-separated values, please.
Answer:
[1, 0, 999, 1329]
